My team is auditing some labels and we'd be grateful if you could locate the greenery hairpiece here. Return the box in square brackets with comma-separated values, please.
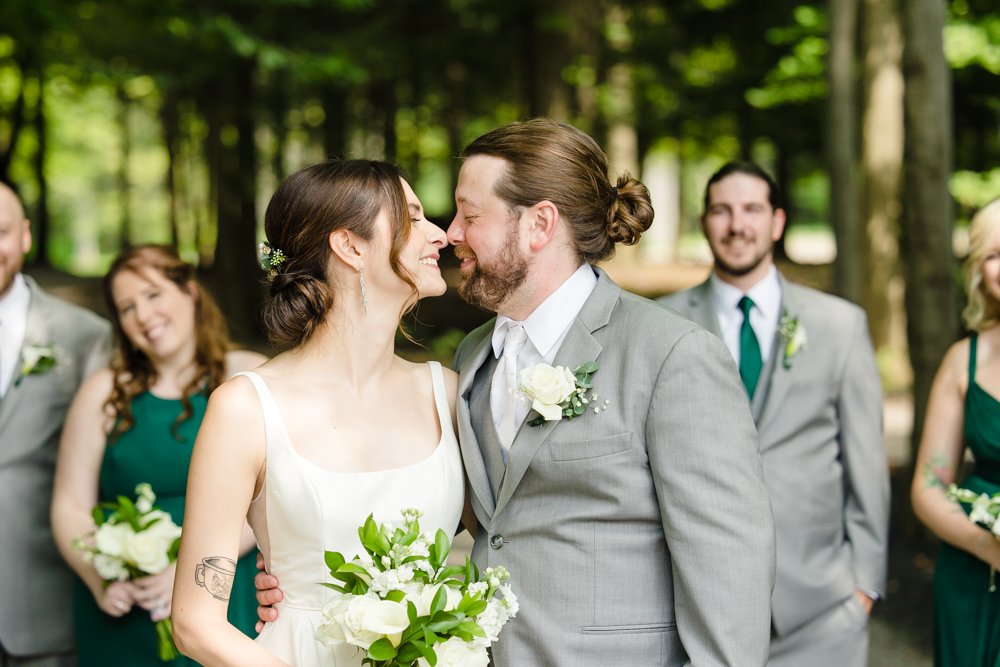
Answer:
[258, 241, 287, 280]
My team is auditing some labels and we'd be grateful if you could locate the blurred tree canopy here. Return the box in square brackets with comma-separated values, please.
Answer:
[1, 0, 999, 452]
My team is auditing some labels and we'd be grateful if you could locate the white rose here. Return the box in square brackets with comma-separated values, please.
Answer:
[93, 553, 128, 581]
[418, 637, 490, 667]
[125, 530, 170, 574]
[518, 364, 576, 421]
[316, 594, 352, 646]
[142, 511, 182, 541]
[93, 523, 131, 558]
[333, 595, 409, 649]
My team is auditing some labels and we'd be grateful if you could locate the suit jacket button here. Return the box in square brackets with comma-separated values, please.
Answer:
[490, 535, 504, 550]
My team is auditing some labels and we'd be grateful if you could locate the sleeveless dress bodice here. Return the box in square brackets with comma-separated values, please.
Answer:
[934, 333, 1000, 666]
[73, 391, 258, 666]
[242, 362, 465, 666]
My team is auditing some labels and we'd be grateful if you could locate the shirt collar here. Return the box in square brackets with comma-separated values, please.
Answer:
[709, 265, 781, 321]
[492, 263, 598, 358]
[0, 273, 30, 328]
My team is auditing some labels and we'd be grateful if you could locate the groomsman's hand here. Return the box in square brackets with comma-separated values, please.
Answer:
[854, 590, 874, 615]
[254, 552, 283, 633]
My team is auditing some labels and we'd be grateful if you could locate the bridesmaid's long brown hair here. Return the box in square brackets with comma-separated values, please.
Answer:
[102, 245, 231, 441]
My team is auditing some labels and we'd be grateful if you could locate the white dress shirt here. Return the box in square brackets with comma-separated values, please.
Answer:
[0, 273, 31, 396]
[710, 265, 782, 365]
[490, 264, 598, 433]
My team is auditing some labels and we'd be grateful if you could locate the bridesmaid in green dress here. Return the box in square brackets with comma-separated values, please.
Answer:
[50, 245, 267, 666]
[912, 198, 1000, 666]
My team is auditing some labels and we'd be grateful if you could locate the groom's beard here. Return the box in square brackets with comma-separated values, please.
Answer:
[457, 226, 529, 313]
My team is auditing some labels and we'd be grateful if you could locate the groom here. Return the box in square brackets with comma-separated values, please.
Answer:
[257, 120, 775, 665]
[445, 120, 773, 665]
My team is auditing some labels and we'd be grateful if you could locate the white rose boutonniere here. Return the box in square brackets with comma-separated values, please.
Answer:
[17, 343, 58, 385]
[778, 312, 807, 369]
[514, 361, 608, 427]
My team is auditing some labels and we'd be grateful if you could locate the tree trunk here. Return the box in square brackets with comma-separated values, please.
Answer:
[161, 91, 181, 248]
[117, 84, 132, 250]
[206, 59, 260, 343]
[828, 0, 862, 304]
[901, 0, 956, 470]
[32, 69, 49, 267]
[861, 0, 904, 349]
[322, 85, 348, 160]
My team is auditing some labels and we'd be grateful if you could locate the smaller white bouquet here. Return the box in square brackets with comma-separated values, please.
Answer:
[74, 482, 182, 660]
[947, 484, 1000, 590]
[316, 509, 517, 666]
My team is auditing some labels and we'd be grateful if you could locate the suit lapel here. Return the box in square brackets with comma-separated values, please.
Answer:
[0, 285, 51, 432]
[457, 327, 498, 519]
[684, 280, 722, 336]
[493, 270, 615, 517]
[752, 274, 801, 432]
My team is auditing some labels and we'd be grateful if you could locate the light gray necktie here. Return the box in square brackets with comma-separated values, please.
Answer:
[492, 323, 527, 461]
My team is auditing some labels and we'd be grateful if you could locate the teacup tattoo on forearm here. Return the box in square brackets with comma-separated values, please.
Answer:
[195, 556, 236, 600]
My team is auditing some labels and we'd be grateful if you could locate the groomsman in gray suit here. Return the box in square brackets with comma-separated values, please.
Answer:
[0, 183, 111, 666]
[659, 161, 890, 667]
[449, 121, 775, 666]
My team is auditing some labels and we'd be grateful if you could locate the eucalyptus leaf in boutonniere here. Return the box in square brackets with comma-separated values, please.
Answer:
[513, 361, 609, 427]
[16, 343, 59, 385]
[778, 311, 807, 369]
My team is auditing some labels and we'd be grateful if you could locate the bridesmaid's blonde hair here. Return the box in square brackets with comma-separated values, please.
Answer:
[963, 198, 1000, 332]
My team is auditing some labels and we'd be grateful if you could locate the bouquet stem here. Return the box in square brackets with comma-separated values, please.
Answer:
[155, 618, 179, 661]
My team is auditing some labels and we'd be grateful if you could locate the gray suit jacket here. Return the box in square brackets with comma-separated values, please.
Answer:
[0, 276, 110, 655]
[659, 275, 889, 636]
[455, 269, 775, 666]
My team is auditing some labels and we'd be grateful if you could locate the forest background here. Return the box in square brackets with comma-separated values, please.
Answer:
[2, 0, 998, 658]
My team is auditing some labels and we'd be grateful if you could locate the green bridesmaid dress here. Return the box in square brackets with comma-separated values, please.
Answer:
[934, 333, 1000, 666]
[73, 391, 258, 666]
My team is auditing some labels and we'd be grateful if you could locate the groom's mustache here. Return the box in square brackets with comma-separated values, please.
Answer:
[454, 247, 477, 262]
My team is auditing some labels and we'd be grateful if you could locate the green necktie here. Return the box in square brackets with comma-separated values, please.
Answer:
[738, 296, 762, 398]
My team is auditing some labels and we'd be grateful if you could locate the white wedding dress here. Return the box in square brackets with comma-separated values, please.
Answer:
[239, 362, 465, 666]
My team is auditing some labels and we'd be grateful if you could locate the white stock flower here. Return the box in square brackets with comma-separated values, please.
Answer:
[970, 498, 995, 527]
[466, 582, 488, 597]
[418, 636, 490, 667]
[317, 594, 408, 650]
[499, 583, 519, 616]
[93, 553, 128, 581]
[93, 523, 131, 558]
[516, 364, 576, 421]
[125, 530, 170, 574]
[370, 566, 415, 594]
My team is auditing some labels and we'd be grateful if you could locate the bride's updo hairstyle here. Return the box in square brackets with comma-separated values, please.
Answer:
[261, 159, 414, 348]
[461, 118, 654, 263]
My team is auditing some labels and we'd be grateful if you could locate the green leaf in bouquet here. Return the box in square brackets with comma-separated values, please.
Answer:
[434, 565, 465, 584]
[324, 550, 346, 574]
[168, 536, 181, 562]
[336, 562, 372, 577]
[366, 638, 397, 661]
[320, 582, 351, 594]
[407, 600, 420, 626]
[91, 506, 106, 526]
[573, 402, 585, 415]
[415, 639, 438, 666]
[574, 361, 599, 375]
[430, 585, 449, 616]
[385, 589, 406, 603]
[434, 529, 451, 567]
[460, 598, 488, 617]
[396, 642, 424, 664]
[426, 612, 461, 633]
[457, 620, 486, 637]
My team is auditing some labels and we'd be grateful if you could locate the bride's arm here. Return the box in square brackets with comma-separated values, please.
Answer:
[172, 377, 287, 667]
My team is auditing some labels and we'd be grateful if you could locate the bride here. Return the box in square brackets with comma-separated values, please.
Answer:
[171, 159, 467, 666]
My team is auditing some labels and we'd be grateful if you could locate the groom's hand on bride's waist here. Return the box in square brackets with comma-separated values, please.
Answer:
[254, 551, 283, 633]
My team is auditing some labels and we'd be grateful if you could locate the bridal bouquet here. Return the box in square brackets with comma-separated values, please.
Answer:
[73, 482, 183, 661]
[947, 484, 1000, 590]
[316, 509, 518, 667]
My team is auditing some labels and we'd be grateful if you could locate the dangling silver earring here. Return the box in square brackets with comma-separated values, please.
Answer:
[359, 266, 368, 315]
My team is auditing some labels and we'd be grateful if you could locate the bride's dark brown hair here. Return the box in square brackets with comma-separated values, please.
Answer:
[102, 244, 232, 441]
[261, 158, 417, 348]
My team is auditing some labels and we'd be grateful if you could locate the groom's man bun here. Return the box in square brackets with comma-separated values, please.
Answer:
[461, 118, 654, 263]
